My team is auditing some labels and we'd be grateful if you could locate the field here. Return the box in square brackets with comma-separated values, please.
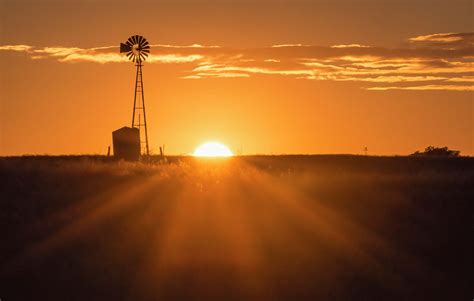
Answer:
[0, 155, 472, 300]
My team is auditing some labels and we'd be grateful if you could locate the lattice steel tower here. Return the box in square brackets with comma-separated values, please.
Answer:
[120, 35, 151, 156]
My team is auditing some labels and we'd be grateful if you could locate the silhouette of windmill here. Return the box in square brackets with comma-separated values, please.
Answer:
[120, 35, 151, 156]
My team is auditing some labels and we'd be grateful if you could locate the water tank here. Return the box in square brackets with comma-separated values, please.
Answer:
[112, 127, 140, 161]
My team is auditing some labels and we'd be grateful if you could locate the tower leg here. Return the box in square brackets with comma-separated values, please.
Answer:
[132, 63, 139, 128]
[132, 63, 150, 156]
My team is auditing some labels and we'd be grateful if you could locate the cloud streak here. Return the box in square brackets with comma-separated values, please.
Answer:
[409, 32, 474, 48]
[410, 33, 465, 43]
[1, 44, 205, 64]
[367, 85, 474, 91]
[1, 32, 473, 91]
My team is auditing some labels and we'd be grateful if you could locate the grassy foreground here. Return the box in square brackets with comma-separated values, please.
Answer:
[0, 155, 472, 300]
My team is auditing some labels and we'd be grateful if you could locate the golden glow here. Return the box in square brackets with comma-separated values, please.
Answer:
[193, 142, 233, 157]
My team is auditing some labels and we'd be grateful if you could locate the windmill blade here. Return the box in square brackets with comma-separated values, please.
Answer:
[121, 35, 150, 64]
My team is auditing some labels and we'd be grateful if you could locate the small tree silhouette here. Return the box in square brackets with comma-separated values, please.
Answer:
[411, 146, 460, 157]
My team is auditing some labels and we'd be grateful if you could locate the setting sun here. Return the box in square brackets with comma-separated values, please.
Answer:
[193, 142, 233, 157]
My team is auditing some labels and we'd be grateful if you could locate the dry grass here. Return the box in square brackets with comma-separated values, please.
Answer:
[0, 155, 472, 300]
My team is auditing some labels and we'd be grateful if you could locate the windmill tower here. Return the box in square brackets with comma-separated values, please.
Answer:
[120, 35, 151, 156]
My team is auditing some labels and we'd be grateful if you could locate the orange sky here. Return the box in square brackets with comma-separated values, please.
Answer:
[1, 0, 473, 156]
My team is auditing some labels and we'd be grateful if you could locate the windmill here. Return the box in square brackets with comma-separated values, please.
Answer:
[120, 35, 151, 156]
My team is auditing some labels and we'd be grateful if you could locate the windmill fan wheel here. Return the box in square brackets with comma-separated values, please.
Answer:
[120, 35, 150, 63]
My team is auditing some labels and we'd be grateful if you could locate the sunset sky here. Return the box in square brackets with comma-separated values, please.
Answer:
[1, 0, 472, 156]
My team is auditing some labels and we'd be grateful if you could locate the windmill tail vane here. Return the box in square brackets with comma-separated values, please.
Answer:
[120, 35, 151, 156]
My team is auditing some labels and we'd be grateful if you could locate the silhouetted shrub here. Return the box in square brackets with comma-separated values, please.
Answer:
[412, 146, 460, 157]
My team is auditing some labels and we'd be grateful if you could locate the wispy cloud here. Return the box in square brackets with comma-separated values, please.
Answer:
[331, 44, 370, 48]
[1, 32, 473, 91]
[0, 44, 206, 64]
[0, 45, 32, 51]
[409, 32, 474, 49]
[271, 44, 309, 48]
[367, 85, 474, 91]
[153, 44, 220, 49]
[446, 75, 474, 83]
[183, 72, 250, 79]
[409, 32, 472, 43]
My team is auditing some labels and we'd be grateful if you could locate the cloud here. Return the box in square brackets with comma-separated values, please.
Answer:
[271, 44, 309, 48]
[332, 75, 448, 83]
[0, 45, 32, 51]
[409, 32, 471, 43]
[331, 44, 370, 48]
[34, 47, 85, 57]
[147, 54, 204, 63]
[153, 44, 220, 49]
[1, 32, 473, 91]
[192, 63, 314, 77]
[409, 32, 474, 49]
[182, 72, 250, 79]
[446, 76, 474, 83]
[367, 85, 474, 91]
[0, 44, 208, 64]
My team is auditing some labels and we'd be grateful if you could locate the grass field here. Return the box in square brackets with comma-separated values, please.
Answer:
[0, 155, 472, 300]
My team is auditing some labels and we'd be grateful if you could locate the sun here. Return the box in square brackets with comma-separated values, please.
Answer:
[193, 142, 234, 157]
